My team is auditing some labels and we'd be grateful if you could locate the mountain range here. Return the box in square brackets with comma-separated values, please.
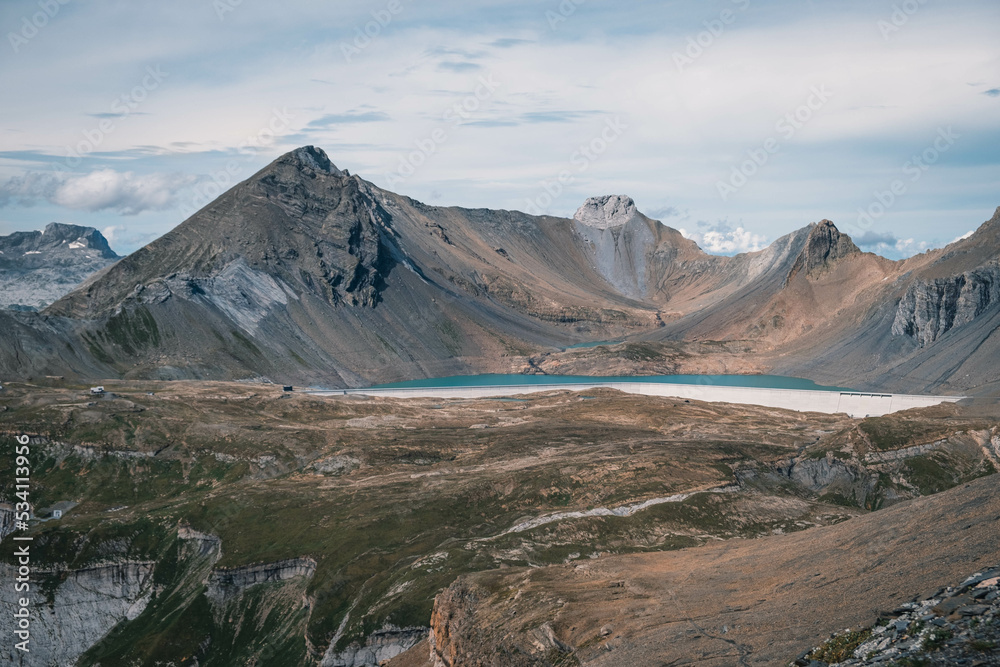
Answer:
[2, 145, 997, 394]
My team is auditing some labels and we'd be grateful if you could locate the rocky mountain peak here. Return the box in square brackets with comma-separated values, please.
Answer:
[274, 145, 343, 177]
[247, 146, 359, 227]
[46, 145, 401, 320]
[573, 195, 639, 229]
[1, 223, 117, 259]
[0, 223, 119, 310]
[794, 219, 860, 276]
[982, 206, 1000, 232]
[42, 223, 118, 258]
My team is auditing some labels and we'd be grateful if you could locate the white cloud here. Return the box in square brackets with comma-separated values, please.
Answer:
[843, 235, 940, 260]
[101, 225, 122, 244]
[853, 230, 897, 247]
[680, 224, 766, 255]
[100, 224, 158, 250]
[0, 170, 199, 215]
[950, 230, 974, 244]
[893, 238, 932, 257]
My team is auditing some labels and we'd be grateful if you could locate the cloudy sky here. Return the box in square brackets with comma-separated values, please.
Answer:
[1, 0, 998, 256]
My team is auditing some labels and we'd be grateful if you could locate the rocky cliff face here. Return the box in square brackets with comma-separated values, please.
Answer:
[0, 222, 118, 310]
[322, 626, 427, 667]
[0, 561, 154, 666]
[428, 584, 483, 667]
[0, 505, 14, 540]
[62, 520, 420, 666]
[207, 557, 317, 604]
[891, 261, 1000, 346]
[739, 425, 998, 511]
[572, 213, 657, 300]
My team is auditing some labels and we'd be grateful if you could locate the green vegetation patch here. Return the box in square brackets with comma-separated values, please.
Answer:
[858, 417, 951, 452]
[922, 627, 952, 650]
[103, 305, 161, 355]
[808, 629, 871, 663]
[619, 342, 663, 362]
[904, 454, 957, 495]
[435, 319, 464, 356]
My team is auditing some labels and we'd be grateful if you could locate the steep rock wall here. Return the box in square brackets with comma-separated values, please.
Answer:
[207, 557, 317, 604]
[0, 561, 154, 666]
[322, 626, 428, 667]
[892, 261, 1000, 346]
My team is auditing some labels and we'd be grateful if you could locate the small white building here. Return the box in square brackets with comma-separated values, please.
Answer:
[90, 386, 105, 395]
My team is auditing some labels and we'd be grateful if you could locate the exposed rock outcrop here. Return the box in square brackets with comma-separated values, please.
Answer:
[786, 219, 860, 281]
[739, 427, 997, 512]
[138, 258, 296, 335]
[797, 566, 1000, 666]
[429, 584, 481, 667]
[322, 626, 428, 667]
[891, 261, 1000, 346]
[573, 195, 639, 229]
[0, 561, 154, 666]
[765, 456, 894, 509]
[572, 208, 656, 299]
[255, 148, 396, 308]
[0, 504, 14, 540]
[207, 557, 317, 604]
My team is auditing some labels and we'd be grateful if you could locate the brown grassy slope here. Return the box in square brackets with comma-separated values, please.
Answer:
[425, 473, 1000, 666]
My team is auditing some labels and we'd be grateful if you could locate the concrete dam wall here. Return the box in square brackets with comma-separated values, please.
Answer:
[314, 382, 963, 418]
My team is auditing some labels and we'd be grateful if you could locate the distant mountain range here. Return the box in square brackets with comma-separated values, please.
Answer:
[0, 223, 118, 311]
[1, 146, 997, 394]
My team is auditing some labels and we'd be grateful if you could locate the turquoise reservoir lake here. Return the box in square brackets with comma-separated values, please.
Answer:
[372, 374, 851, 392]
[561, 340, 623, 349]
